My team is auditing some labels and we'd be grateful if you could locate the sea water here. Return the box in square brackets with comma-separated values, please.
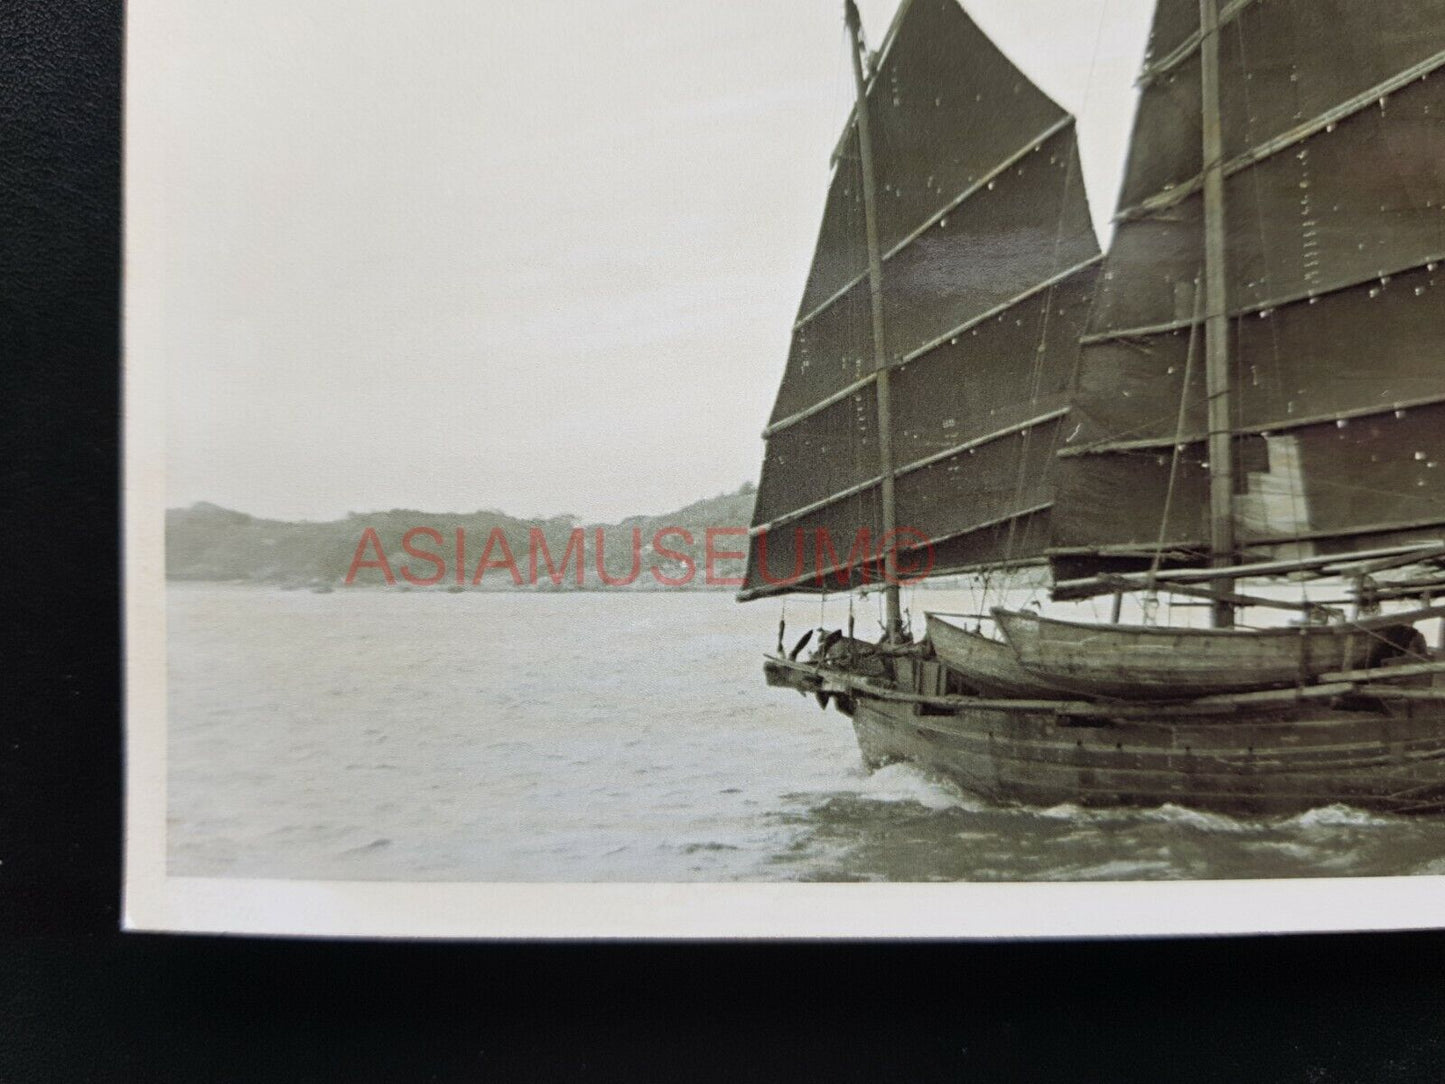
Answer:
[166, 584, 1445, 882]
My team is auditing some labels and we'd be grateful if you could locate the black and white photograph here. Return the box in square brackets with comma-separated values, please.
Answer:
[123, 0, 1445, 938]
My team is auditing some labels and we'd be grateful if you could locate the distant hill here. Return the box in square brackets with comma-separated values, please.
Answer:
[165, 487, 758, 591]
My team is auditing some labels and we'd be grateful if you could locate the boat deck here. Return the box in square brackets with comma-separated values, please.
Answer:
[765, 649, 1445, 814]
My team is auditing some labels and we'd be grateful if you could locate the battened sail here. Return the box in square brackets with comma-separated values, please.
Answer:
[741, 0, 1101, 601]
[1051, 0, 1445, 582]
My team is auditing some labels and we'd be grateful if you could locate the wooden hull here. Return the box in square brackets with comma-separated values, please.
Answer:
[993, 607, 1422, 700]
[925, 614, 1075, 699]
[849, 693, 1445, 815]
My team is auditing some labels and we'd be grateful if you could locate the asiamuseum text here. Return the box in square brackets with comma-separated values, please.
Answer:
[345, 525, 934, 589]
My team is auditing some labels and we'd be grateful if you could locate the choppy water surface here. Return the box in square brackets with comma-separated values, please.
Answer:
[167, 585, 1445, 882]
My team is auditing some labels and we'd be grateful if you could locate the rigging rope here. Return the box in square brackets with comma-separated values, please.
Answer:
[998, 82, 1092, 608]
[1145, 271, 1207, 597]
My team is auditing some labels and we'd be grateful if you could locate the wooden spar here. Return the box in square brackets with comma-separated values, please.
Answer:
[800, 119, 1085, 337]
[1136, 0, 1258, 86]
[899, 257, 1102, 363]
[1119, 49, 1445, 223]
[1053, 541, 1445, 601]
[1096, 574, 1340, 617]
[766, 654, 1445, 717]
[1318, 657, 1445, 685]
[1199, 0, 1236, 629]
[1054, 390, 1445, 448]
[761, 373, 877, 439]
[1359, 687, 1445, 702]
[1339, 542, 1445, 577]
[750, 412, 1066, 537]
[845, 0, 904, 642]
[1362, 577, 1445, 603]
[770, 250, 1092, 438]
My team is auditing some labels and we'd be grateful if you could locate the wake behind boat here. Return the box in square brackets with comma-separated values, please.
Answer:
[740, 0, 1445, 814]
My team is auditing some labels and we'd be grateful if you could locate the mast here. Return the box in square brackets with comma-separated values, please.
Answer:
[844, 0, 904, 643]
[1198, 0, 1235, 629]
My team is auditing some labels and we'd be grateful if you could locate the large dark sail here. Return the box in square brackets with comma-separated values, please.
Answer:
[741, 0, 1101, 601]
[1052, 0, 1445, 581]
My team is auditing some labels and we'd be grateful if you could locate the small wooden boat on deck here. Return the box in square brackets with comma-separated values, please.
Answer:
[925, 614, 1078, 699]
[992, 606, 1440, 701]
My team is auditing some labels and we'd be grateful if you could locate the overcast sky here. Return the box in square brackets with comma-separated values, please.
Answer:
[129, 0, 1156, 523]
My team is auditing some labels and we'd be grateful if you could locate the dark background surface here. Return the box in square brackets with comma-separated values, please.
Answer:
[3, 1, 1445, 1080]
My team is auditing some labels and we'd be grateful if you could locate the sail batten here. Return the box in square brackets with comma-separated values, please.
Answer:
[915, 502, 1054, 549]
[749, 472, 884, 539]
[753, 404, 1072, 539]
[1050, 0, 1445, 580]
[769, 249, 1102, 441]
[762, 375, 877, 440]
[745, 0, 1100, 600]
[1081, 249, 1445, 345]
[1116, 0, 1445, 218]
[1053, 513, 1445, 561]
[1061, 393, 1445, 458]
[1068, 252, 1445, 453]
[897, 406, 1070, 477]
[1096, 74, 1445, 333]
[797, 115, 1079, 333]
[795, 14, 1071, 320]
[769, 123, 1096, 427]
[899, 253, 1103, 364]
[1120, 48, 1445, 223]
[1137, 0, 1257, 86]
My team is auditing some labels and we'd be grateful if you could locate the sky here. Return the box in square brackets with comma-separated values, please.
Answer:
[129, 0, 1157, 523]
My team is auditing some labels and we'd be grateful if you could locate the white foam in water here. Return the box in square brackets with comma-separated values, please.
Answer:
[1032, 803, 1088, 820]
[1029, 801, 1144, 824]
[849, 763, 985, 811]
[1283, 804, 1395, 830]
[1022, 801, 1235, 831]
[1141, 804, 1252, 834]
[1243, 840, 1322, 861]
[1032, 801, 1392, 834]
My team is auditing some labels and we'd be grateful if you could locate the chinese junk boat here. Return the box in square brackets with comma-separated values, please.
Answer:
[742, 0, 1445, 813]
